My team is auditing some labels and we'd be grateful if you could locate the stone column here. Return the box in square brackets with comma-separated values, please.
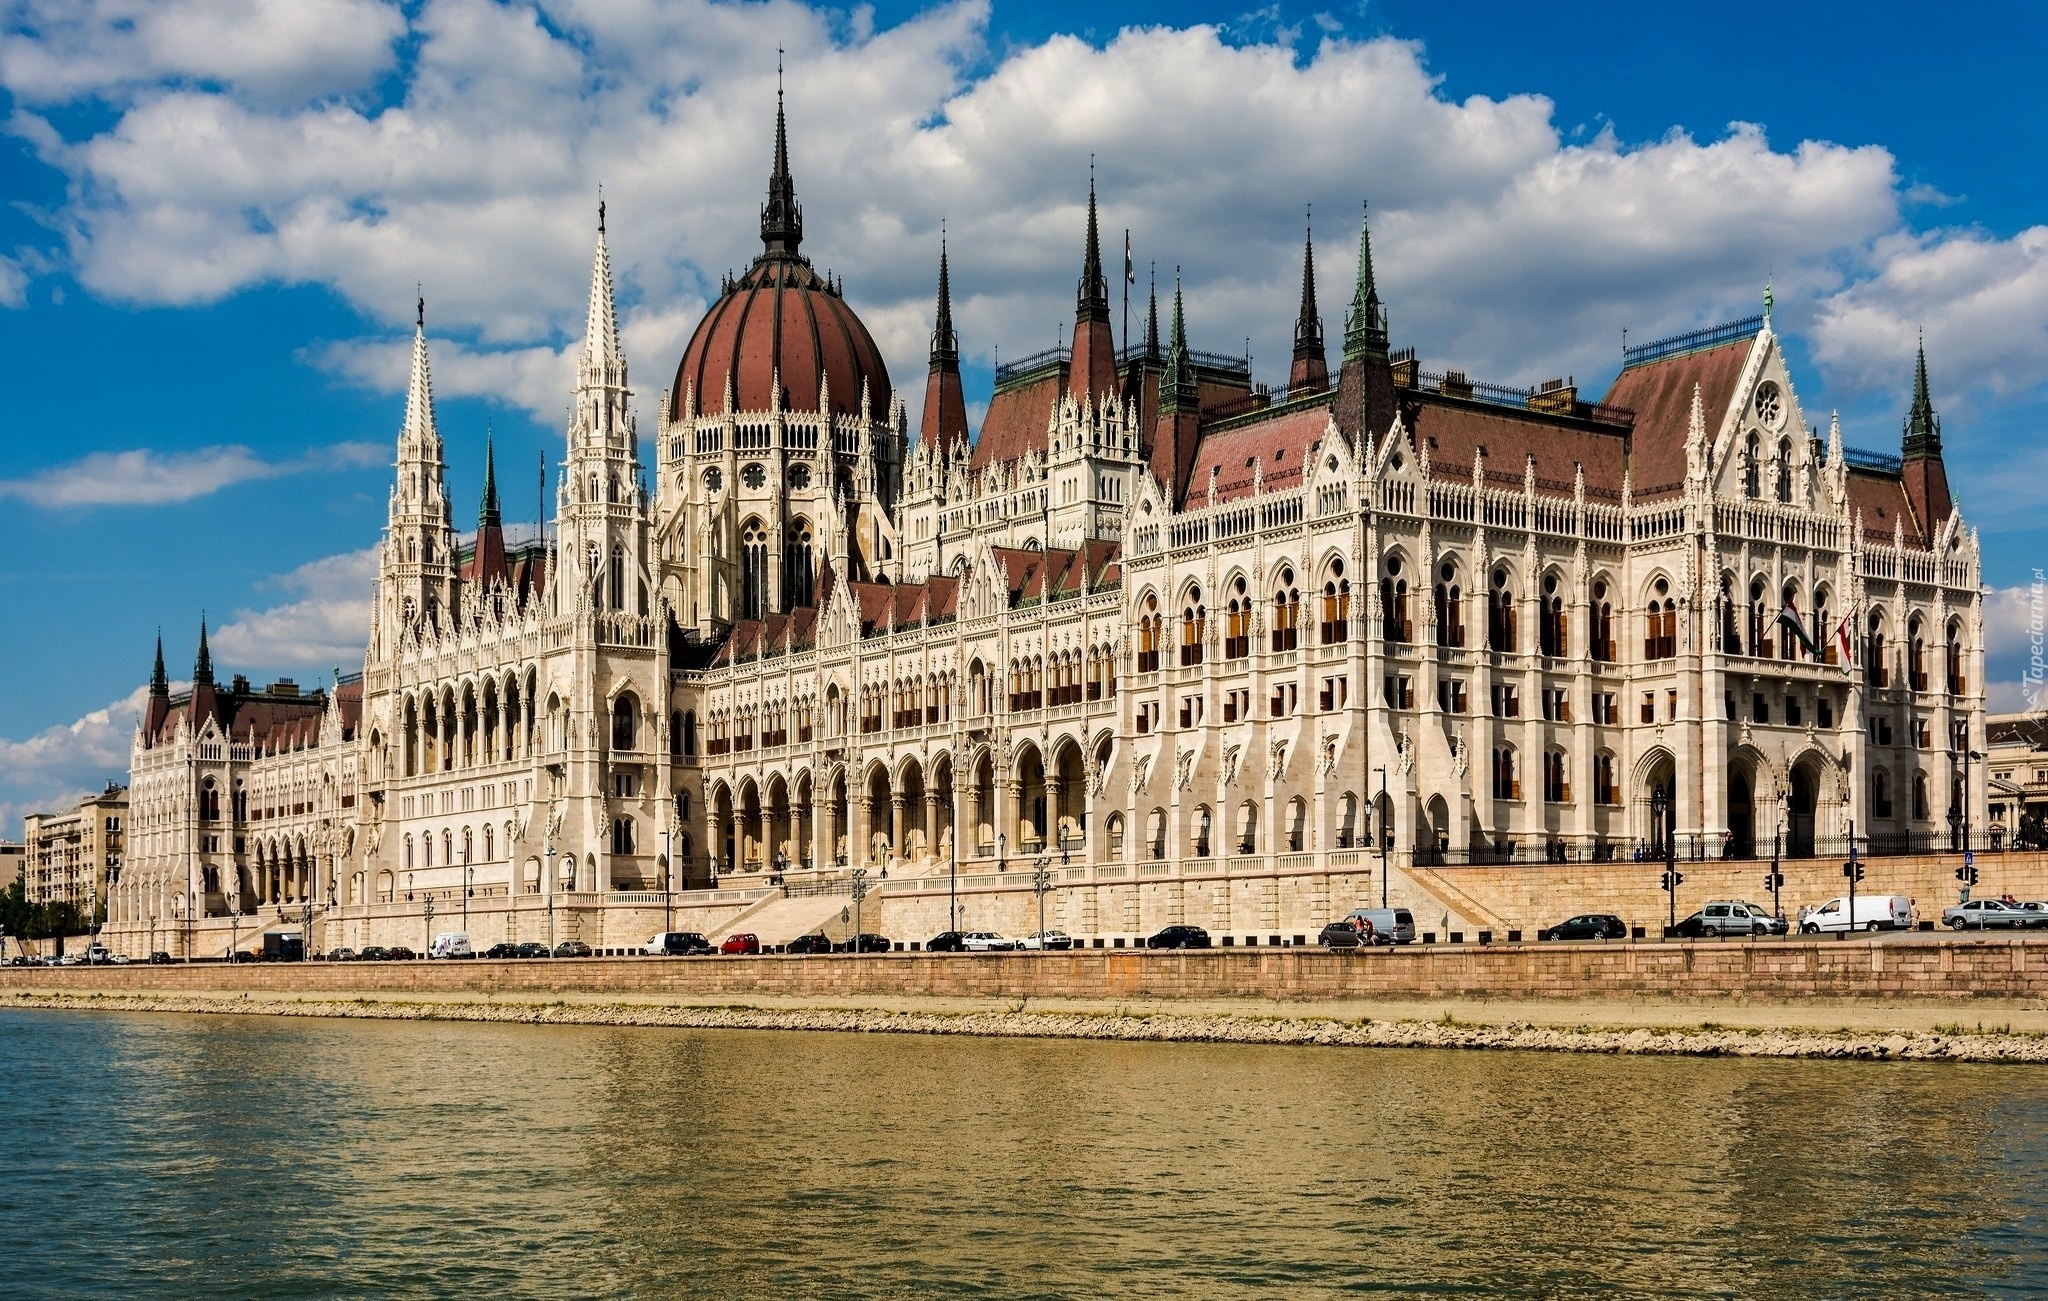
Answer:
[890, 794, 906, 862]
[924, 791, 941, 864]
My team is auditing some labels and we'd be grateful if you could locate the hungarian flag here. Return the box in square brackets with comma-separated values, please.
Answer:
[1779, 598, 1820, 659]
[1834, 603, 1857, 674]
[1125, 230, 1135, 285]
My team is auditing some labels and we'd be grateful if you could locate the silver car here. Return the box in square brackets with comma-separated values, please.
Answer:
[1942, 899, 2031, 930]
[1699, 900, 1787, 937]
[961, 931, 1016, 952]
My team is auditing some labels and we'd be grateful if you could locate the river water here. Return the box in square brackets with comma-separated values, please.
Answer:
[1, 1008, 2043, 1297]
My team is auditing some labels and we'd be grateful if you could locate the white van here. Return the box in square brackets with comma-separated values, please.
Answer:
[1799, 896, 1914, 935]
[1345, 908, 1418, 944]
[428, 931, 473, 959]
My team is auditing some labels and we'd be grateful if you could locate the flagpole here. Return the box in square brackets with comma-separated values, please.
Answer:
[1122, 227, 1130, 374]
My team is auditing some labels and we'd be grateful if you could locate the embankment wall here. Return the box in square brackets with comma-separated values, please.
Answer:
[9, 937, 2048, 1007]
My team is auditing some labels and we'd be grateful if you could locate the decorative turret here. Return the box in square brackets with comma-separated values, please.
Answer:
[1068, 170, 1118, 407]
[1333, 202, 1397, 448]
[473, 433, 509, 588]
[760, 58, 803, 258]
[143, 631, 170, 744]
[376, 298, 457, 644]
[1901, 336, 1954, 531]
[1151, 270, 1201, 501]
[188, 617, 219, 731]
[919, 231, 970, 460]
[1289, 218, 1328, 394]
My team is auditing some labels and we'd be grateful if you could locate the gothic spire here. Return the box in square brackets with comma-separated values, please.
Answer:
[193, 617, 214, 686]
[931, 226, 957, 367]
[1343, 201, 1387, 359]
[760, 54, 804, 257]
[1290, 216, 1328, 392]
[1162, 269, 1196, 412]
[1904, 334, 1941, 456]
[479, 433, 501, 529]
[150, 631, 167, 696]
[1146, 264, 1160, 358]
[1076, 164, 1110, 323]
[403, 297, 438, 448]
[580, 199, 625, 388]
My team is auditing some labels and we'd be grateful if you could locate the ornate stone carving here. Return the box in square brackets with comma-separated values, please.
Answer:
[1318, 735, 1340, 777]
[1131, 754, 1152, 794]
[1175, 745, 1196, 791]
[1222, 744, 1242, 786]
[1268, 739, 1288, 780]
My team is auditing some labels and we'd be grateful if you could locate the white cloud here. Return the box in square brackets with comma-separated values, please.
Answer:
[0, 253, 24, 307]
[1985, 580, 2048, 715]
[3, 1, 2043, 448]
[210, 546, 378, 673]
[0, 684, 149, 840]
[0, 441, 384, 507]
[0, 0, 406, 107]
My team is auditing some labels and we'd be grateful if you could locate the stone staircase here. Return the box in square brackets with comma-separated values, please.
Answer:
[714, 890, 871, 948]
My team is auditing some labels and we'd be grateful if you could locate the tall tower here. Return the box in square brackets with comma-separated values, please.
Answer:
[1151, 272, 1202, 501]
[1288, 220, 1328, 395]
[373, 300, 457, 656]
[556, 201, 650, 622]
[1901, 338, 1953, 530]
[1068, 172, 1118, 408]
[919, 232, 970, 461]
[1333, 202, 1397, 447]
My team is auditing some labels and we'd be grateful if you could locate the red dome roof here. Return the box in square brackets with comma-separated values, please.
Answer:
[670, 255, 892, 422]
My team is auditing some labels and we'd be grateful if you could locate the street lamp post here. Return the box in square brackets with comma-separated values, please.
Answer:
[1767, 821, 1784, 923]
[850, 868, 870, 950]
[1653, 789, 1680, 935]
[545, 843, 557, 954]
[948, 840, 958, 933]
[1376, 766, 1390, 909]
[148, 912, 158, 960]
[661, 825, 674, 936]
[1032, 860, 1053, 950]
[461, 866, 472, 936]
[423, 896, 436, 955]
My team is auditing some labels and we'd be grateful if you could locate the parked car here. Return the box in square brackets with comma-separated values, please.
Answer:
[2013, 901, 2048, 927]
[226, 949, 259, 964]
[356, 945, 393, 961]
[1693, 900, 1786, 937]
[482, 942, 519, 959]
[512, 941, 551, 959]
[148, 951, 174, 965]
[720, 933, 761, 955]
[1318, 920, 1388, 948]
[384, 946, 418, 961]
[785, 932, 835, 955]
[1802, 895, 1914, 934]
[1017, 930, 1074, 951]
[552, 940, 593, 958]
[1344, 908, 1418, 944]
[925, 931, 967, 952]
[645, 931, 714, 956]
[1943, 899, 2032, 930]
[962, 932, 1016, 952]
[1540, 914, 1627, 942]
[83, 943, 112, 965]
[1146, 925, 1212, 950]
[837, 933, 893, 954]
[321, 947, 354, 963]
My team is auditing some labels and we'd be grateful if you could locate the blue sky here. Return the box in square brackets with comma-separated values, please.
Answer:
[2, 0, 2046, 833]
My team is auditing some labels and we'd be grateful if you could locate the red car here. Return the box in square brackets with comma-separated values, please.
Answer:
[720, 933, 761, 955]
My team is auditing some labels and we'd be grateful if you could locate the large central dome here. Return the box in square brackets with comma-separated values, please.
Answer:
[669, 94, 891, 423]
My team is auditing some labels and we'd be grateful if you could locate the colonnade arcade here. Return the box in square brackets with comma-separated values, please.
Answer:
[399, 669, 540, 776]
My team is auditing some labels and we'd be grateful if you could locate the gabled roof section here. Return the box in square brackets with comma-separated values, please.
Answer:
[1184, 403, 1332, 504]
[1847, 468, 1927, 546]
[1601, 327, 1757, 499]
[1406, 395, 1630, 497]
[972, 367, 1064, 470]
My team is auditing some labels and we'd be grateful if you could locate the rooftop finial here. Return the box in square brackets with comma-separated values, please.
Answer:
[931, 222, 957, 366]
[761, 51, 803, 255]
[597, 182, 605, 234]
[1343, 199, 1388, 359]
[1076, 162, 1108, 321]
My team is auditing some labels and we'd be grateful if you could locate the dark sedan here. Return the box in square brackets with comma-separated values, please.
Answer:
[837, 933, 892, 954]
[1317, 922, 1384, 949]
[513, 941, 551, 959]
[1145, 925, 1212, 950]
[785, 933, 834, 955]
[356, 945, 392, 961]
[1541, 914, 1627, 942]
[925, 931, 967, 952]
[148, 951, 174, 965]
[552, 940, 593, 958]
[385, 946, 418, 961]
[483, 942, 520, 959]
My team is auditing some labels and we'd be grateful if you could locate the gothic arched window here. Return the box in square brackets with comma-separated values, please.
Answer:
[784, 519, 815, 610]
[740, 522, 768, 621]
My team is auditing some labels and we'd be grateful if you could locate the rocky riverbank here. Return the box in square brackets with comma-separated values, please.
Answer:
[8, 988, 2047, 1062]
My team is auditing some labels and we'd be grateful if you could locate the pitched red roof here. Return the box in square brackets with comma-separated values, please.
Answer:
[1185, 404, 1332, 504]
[1848, 470, 1925, 546]
[971, 371, 1062, 470]
[1406, 397, 1630, 498]
[1599, 336, 1753, 500]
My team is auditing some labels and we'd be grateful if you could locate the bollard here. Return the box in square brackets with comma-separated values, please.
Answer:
[1423, 931, 1436, 944]
[1507, 929, 1522, 943]
[1631, 926, 1646, 940]
[1449, 931, 1465, 944]
[1478, 930, 1493, 945]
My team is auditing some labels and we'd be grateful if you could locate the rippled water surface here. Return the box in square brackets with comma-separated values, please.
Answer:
[2, 1009, 2045, 1297]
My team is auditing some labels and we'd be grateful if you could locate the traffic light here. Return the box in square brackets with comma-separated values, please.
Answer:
[1661, 870, 1683, 891]
[1956, 865, 1979, 885]
[1764, 870, 1784, 890]
[1843, 862, 1865, 883]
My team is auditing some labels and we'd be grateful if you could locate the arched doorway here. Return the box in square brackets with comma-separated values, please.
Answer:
[1640, 752, 1676, 855]
[1421, 795, 1450, 862]
[1788, 762, 1819, 858]
[1728, 768, 1755, 859]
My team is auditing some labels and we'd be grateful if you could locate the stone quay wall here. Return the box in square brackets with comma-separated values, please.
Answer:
[9, 937, 2048, 1008]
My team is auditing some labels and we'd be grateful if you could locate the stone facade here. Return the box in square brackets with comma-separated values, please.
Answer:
[23, 783, 126, 913]
[101, 100, 1985, 959]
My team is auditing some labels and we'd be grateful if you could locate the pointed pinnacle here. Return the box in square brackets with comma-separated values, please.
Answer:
[480, 431, 501, 529]
[195, 616, 213, 684]
[151, 630, 167, 692]
[1077, 167, 1109, 320]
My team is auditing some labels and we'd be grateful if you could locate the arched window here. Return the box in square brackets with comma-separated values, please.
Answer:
[1946, 620, 1965, 694]
[1146, 808, 1167, 861]
[1744, 431, 1760, 499]
[200, 778, 220, 823]
[1781, 581, 1802, 662]
[1646, 578, 1676, 660]
[1908, 616, 1928, 692]
[1487, 568, 1516, 653]
[1374, 558, 1401, 644]
[1236, 801, 1258, 854]
[784, 519, 815, 610]
[1748, 578, 1768, 656]
[1871, 768, 1893, 818]
[1867, 612, 1889, 688]
[404, 835, 414, 870]
[1180, 585, 1206, 667]
[1224, 577, 1251, 659]
[1192, 805, 1213, 857]
[483, 824, 494, 861]
[608, 544, 625, 611]
[612, 694, 639, 750]
[1591, 579, 1613, 661]
[1106, 812, 1125, 854]
[1593, 752, 1619, 805]
[740, 521, 768, 621]
[1435, 563, 1465, 648]
[612, 817, 636, 854]
[1539, 573, 1566, 658]
[1542, 750, 1569, 803]
[1911, 771, 1929, 821]
[1491, 746, 1520, 801]
[1776, 437, 1794, 503]
[1136, 595, 1162, 672]
[1271, 568, 1300, 651]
